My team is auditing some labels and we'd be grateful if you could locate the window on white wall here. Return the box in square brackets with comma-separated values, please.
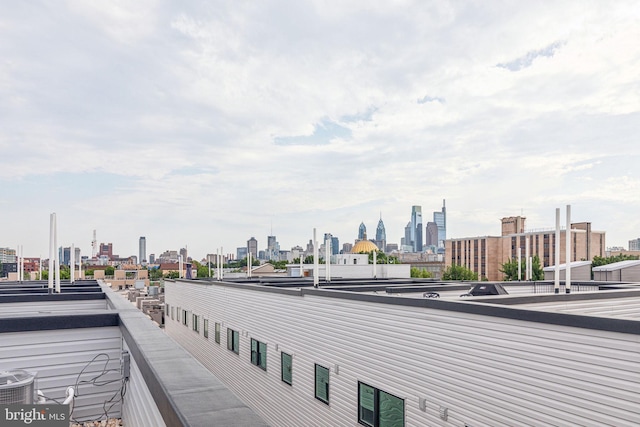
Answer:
[203, 319, 209, 338]
[358, 382, 404, 427]
[227, 328, 239, 354]
[281, 352, 292, 385]
[192, 314, 199, 332]
[315, 364, 330, 404]
[250, 339, 267, 371]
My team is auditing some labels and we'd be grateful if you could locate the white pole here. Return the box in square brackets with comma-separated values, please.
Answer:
[220, 247, 223, 280]
[299, 252, 303, 278]
[39, 256, 42, 281]
[554, 208, 560, 294]
[77, 249, 81, 280]
[525, 236, 531, 280]
[70, 244, 75, 284]
[208, 254, 211, 278]
[216, 248, 219, 280]
[517, 247, 521, 281]
[179, 255, 183, 278]
[49, 214, 54, 290]
[313, 228, 319, 288]
[325, 238, 330, 282]
[566, 204, 571, 294]
[247, 250, 252, 279]
[373, 250, 377, 279]
[54, 213, 60, 293]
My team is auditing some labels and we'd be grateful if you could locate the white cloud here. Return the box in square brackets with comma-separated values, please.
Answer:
[1, 1, 639, 257]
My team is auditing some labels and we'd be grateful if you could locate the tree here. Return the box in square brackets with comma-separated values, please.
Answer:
[411, 267, 432, 278]
[592, 254, 639, 267]
[366, 250, 399, 264]
[105, 266, 115, 276]
[165, 271, 179, 279]
[441, 264, 478, 281]
[267, 260, 288, 269]
[149, 268, 163, 280]
[303, 255, 324, 264]
[500, 255, 544, 281]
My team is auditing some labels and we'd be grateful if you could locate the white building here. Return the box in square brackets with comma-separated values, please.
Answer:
[165, 278, 640, 427]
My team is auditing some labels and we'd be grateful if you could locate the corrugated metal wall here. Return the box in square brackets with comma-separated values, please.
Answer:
[0, 299, 107, 315]
[121, 341, 167, 427]
[0, 327, 123, 422]
[166, 281, 640, 427]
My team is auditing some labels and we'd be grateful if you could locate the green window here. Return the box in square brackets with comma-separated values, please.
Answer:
[192, 314, 199, 332]
[227, 328, 239, 354]
[182, 310, 188, 326]
[358, 382, 404, 427]
[250, 339, 267, 371]
[203, 319, 209, 338]
[315, 364, 330, 404]
[281, 352, 292, 385]
[215, 322, 221, 344]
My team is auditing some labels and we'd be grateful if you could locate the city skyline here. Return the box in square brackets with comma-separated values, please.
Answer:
[1, 2, 639, 258]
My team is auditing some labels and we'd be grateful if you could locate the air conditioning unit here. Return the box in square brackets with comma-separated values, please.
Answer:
[0, 370, 37, 404]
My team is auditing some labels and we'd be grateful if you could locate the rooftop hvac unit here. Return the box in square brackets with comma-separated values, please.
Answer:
[0, 370, 36, 404]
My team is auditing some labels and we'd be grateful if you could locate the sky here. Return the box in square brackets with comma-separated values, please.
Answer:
[1, 1, 639, 260]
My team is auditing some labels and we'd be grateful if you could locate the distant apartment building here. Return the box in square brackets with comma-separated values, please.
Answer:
[99, 243, 113, 260]
[0, 247, 16, 263]
[342, 242, 353, 254]
[237, 247, 248, 260]
[629, 238, 640, 251]
[445, 216, 606, 281]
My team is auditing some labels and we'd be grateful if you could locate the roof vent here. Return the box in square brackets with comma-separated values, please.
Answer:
[460, 283, 508, 297]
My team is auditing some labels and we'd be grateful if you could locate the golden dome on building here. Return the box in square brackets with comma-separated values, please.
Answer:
[351, 240, 379, 254]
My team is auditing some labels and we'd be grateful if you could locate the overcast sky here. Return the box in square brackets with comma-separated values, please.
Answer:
[1, 1, 639, 260]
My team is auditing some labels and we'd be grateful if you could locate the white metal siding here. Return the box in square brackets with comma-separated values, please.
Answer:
[121, 341, 166, 427]
[165, 282, 640, 427]
[0, 327, 123, 422]
[0, 300, 107, 315]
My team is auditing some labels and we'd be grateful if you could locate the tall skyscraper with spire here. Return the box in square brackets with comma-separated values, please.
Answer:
[358, 222, 367, 240]
[375, 214, 386, 252]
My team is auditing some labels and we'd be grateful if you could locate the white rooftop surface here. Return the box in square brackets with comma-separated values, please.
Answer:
[592, 259, 640, 271]
[515, 293, 640, 320]
[380, 283, 600, 300]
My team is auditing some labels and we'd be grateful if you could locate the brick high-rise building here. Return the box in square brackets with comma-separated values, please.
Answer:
[445, 216, 606, 281]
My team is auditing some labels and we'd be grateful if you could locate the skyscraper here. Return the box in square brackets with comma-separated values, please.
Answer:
[425, 221, 438, 247]
[247, 237, 258, 258]
[358, 222, 367, 240]
[375, 215, 386, 252]
[434, 200, 446, 248]
[411, 206, 423, 252]
[139, 236, 146, 264]
[331, 237, 340, 255]
[267, 235, 279, 260]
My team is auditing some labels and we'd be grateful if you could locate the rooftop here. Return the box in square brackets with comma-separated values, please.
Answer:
[0, 280, 267, 427]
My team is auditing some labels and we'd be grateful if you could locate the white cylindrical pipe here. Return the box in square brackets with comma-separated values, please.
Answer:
[220, 247, 223, 280]
[49, 214, 54, 290]
[54, 213, 60, 293]
[299, 252, 303, 278]
[373, 250, 377, 279]
[325, 238, 330, 282]
[70, 244, 75, 284]
[39, 256, 42, 281]
[179, 255, 183, 279]
[77, 249, 81, 280]
[313, 228, 319, 288]
[517, 247, 521, 281]
[554, 208, 560, 294]
[566, 204, 571, 294]
[525, 236, 530, 280]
